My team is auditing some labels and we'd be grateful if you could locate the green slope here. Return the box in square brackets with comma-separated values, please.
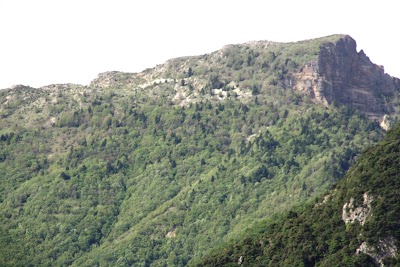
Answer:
[194, 123, 400, 266]
[0, 34, 395, 266]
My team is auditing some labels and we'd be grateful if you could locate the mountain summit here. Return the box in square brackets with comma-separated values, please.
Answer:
[90, 34, 400, 124]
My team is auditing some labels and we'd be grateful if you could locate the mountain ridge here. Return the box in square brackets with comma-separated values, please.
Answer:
[7, 34, 399, 125]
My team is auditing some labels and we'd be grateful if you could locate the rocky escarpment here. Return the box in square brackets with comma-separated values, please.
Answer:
[293, 35, 400, 122]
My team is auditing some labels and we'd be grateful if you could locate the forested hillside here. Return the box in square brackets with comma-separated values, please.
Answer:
[195, 122, 400, 266]
[0, 35, 398, 266]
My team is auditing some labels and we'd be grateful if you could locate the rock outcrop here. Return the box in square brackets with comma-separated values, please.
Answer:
[342, 193, 398, 266]
[293, 35, 400, 121]
[356, 238, 398, 267]
[380, 114, 393, 131]
[342, 192, 373, 225]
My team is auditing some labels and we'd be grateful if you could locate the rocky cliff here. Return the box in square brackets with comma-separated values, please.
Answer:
[293, 35, 400, 121]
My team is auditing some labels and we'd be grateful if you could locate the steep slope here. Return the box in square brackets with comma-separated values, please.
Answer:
[195, 123, 400, 266]
[0, 34, 398, 266]
[293, 35, 400, 121]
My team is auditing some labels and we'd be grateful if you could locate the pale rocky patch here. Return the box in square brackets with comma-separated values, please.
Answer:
[342, 192, 373, 225]
[356, 237, 397, 267]
[380, 114, 392, 131]
[166, 229, 176, 238]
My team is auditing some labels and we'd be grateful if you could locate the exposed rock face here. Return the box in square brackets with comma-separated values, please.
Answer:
[342, 192, 373, 225]
[293, 36, 400, 121]
[356, 237, 398, 267]
[342, 193, 398, 265]
[380, 114, 393, 131]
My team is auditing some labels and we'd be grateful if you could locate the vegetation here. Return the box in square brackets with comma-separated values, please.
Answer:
[0, 34, 396, 266]
[195, 123, 400, 266]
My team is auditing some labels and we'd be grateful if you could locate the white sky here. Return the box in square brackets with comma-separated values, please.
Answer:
[0, 0, 398, 89]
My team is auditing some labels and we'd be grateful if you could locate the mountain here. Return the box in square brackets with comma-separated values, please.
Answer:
[0, 34, 399, 266]
[194, 122, 400, 267]
[89, 34, 400, 123]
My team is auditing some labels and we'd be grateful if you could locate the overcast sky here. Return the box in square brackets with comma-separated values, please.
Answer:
[0, 0, 398, 89]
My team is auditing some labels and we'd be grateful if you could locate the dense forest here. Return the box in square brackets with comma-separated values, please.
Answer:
[195, 122, 400, 266]
[0, 35, 398, 266]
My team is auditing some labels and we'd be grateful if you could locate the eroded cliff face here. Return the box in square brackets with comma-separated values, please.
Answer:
[293, 36, 400, 121]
